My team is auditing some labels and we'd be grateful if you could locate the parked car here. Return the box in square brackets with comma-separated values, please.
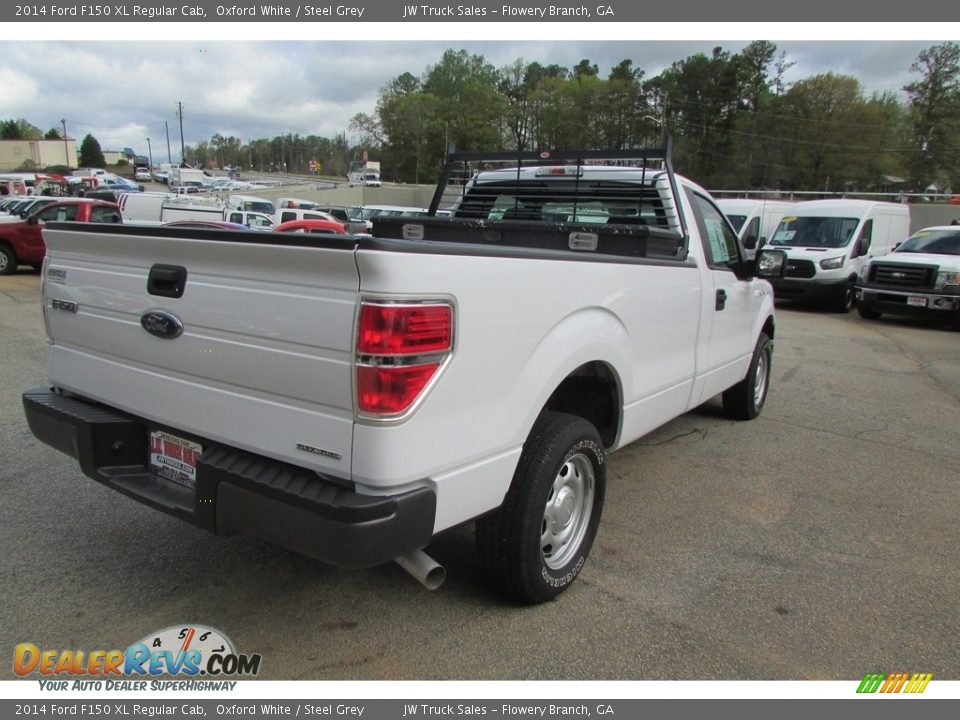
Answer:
[273, 218, 348, 235]
[134, 167, 153, 182]
[0, 196, 63, 222]
[162, 220, 250, 231]
[856, 225, 960, 330]
[0, 199, 121, 274]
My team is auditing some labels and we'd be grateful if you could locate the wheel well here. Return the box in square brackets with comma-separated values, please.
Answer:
[543, 362, 620, 448]
[762, 315, 775, 340]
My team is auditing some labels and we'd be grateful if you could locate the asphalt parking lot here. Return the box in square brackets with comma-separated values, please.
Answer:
[1, 269, 958, 681]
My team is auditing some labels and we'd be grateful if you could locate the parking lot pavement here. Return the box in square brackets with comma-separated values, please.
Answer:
[1, 272, 957, 680]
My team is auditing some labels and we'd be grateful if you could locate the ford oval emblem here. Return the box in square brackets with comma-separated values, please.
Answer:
[141, 310, 184, 339]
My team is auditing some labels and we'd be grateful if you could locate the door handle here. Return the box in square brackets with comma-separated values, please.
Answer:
[716, 289, 727, 311]
[147, 264, 188, 299]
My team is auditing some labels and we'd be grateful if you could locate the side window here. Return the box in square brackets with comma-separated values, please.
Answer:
[688, 191, 742, 270]
[280, 211, 296, 223]
[91, 207, 121, 223]
[855, 219, 873, 256]
[228, 212, 242, 224]
[39, 205, 78, 222]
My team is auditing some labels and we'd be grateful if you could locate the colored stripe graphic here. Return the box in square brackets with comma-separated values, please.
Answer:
[857, 672, 932, 694]
[857, 673, 885, 693]
[905, 673, 933, 694]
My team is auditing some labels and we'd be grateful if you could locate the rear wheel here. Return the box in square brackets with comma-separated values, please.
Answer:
[0, 245, 18, 276]
[476, 411, 606, 604]
[723, 333, 772, 421]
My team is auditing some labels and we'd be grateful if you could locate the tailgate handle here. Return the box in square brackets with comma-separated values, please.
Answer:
[147, 265, 187, 299]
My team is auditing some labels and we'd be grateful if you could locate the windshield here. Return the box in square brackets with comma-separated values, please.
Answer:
[725, 214, 747, 232]
[237, 200, 275, 214]
[771, 216, 860, 249]
[895, 229, 960, 255]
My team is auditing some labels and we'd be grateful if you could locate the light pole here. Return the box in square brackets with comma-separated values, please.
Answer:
[146, 138, 153, 168]
[60, 119, 70, 169]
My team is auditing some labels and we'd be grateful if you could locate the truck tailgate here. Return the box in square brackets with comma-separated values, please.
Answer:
[41, 225, 360, 478]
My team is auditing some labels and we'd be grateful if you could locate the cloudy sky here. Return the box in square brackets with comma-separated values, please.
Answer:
[0, 35, 948, 161]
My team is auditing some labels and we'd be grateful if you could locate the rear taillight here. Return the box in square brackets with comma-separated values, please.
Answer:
[356, 301, 453, 418]
[358, 304, 452, 355]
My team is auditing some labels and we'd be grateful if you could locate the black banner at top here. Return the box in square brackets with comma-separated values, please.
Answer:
[3, 0, 957, 22]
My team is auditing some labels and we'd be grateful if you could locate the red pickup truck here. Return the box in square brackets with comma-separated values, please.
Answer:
[0, 199, 121, 275]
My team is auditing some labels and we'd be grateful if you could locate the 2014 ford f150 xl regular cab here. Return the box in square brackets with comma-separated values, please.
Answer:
[22, 145, 786, 603]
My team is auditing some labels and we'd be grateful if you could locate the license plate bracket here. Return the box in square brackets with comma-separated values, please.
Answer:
[907, 295, 928, 307]
[149, 430, 203, 490]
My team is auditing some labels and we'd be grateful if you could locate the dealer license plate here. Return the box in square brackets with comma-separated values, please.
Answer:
[907, 296, 928, 307]
[149, 430, 203, 489]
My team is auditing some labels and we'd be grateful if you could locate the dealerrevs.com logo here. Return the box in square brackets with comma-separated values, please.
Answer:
[14, 624, 261, 688]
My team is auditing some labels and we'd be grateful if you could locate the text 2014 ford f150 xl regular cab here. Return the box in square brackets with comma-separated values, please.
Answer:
[23, 145, 786, 603]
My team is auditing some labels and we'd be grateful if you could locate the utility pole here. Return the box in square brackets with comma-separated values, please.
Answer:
[165, 121, 172, 163]
[177, 101, 185, 164]
[60, 118, 70, 169]
[146, 137, 153, 167]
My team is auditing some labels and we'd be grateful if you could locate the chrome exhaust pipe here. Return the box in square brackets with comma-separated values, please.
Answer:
[395, 549, 446, 590]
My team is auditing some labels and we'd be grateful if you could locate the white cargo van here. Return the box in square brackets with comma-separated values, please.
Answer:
[168, 167, 207, 189]
[717, 199, 794, 259]
[765, 199, 910, 312]
[118, 192, 274, 229]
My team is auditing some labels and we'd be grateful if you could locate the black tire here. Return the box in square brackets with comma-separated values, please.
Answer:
[723, 332, 773, 421]
[0, 244, 17, 276]
[858, 303, 881, 320]
[833, 280, 855, 313]
[476, 411, 606, 604]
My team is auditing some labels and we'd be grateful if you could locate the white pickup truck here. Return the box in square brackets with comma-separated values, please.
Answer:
[22, 145, 786, 603]
[856, 225, 960, 329]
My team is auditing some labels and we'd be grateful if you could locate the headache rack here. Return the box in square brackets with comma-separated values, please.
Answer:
[371, 141, 689, 261]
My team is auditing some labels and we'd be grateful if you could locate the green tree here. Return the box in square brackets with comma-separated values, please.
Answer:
[651, 47, 742, 186]
[2, 118, 42, 140]
[903, 42, 960, 190]
[776, 73, 875, 190]
[78, 134, 106, 168]
[45, 127, 62, 140]
[421, 49, 504, 154]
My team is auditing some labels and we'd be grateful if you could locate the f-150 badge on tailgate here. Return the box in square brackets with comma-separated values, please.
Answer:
[141, 310, 184, 339]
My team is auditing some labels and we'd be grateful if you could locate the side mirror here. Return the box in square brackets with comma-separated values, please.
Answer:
[754, 249, 787, 279]
[858, 237, 871, 256]
[743, 234, 758, 250]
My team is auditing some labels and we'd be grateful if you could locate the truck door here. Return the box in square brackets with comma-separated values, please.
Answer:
[687, 189, 766, 403]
